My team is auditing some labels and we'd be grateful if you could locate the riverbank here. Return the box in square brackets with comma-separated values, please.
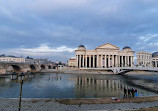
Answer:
[0, 69, 157, 75]
[1, 97, 158, 111]
[40, 69, 158, 75]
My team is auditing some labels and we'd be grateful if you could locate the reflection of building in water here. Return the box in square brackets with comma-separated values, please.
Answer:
[74, 76, 157, 98]
[49, 74, 62, 81]
[74, 77, 128, 98]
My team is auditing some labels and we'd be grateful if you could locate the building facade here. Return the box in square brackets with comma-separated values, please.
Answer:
[75, 43, 135, 68]
[0, 57, 25, 63]
[0, 56, 52, 65]
[152, 52, 158, 67]
[68, 57, 76, 67]
[137, 51, 152, 67]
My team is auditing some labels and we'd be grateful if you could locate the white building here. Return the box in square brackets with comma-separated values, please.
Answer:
[75, 43, 135, 68]
[0, 56, 52, 65]
[152, 52, 158, 67]
[68, 57, 76, 67]
[0, 56, 25, 63]
[137, 51, 152, 67]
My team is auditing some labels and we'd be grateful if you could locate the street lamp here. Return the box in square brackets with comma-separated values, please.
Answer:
[18, 75, 24, 111]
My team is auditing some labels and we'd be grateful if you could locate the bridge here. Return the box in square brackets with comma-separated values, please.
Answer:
[0, 62, 54, 74]
[80, 67, 158, 74]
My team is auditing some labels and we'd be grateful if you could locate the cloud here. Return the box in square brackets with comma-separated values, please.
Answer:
[1, 0, 158, 62]
[8, 44, 76, 56]
[1, 44, 77, 62]
[139, 34, 158, 42]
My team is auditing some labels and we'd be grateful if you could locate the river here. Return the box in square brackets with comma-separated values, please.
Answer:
[0, 73, 158, 98]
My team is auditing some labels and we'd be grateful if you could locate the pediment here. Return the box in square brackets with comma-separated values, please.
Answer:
[95, 43, 120, 50]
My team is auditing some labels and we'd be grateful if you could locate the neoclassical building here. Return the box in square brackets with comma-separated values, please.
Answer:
[75, 43, 135, 68]
[152, 52, 158, 67]
[137, 51, 152, 67]
[136, 51, 158, 68]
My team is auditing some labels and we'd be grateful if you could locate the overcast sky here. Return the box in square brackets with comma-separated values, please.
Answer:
[0, 0, 158, 62]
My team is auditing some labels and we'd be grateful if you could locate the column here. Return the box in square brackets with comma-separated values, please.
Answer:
[129, 56, 131, 67]
[131, 56, 133, 67]
[78, 55, 79, 68]
[116, 55, 118, 67]
[156, 61, 157, 67]
[76, 55, 78, 67]
[125, 56, 127, 67]
[85, 55, 87, 68]
[128, 56, 130, 67]
[97, 55, 99, 68]
[108, 55, 111, 67]
[121, 56, 123, 67]
[89, 55, 91, 68]
[101, 55, 103, 68]
[131, 56, 134, 67]
[118, 55, 120, 67]
[82, 55, 84, 67]
[126, 56, 129, 67]
[80, 55, 82, 68]
[112, 55, 114, 67]
[128, 56, 129, 67]
[93, 55, 95, 68]
[105, 55, 107, 68]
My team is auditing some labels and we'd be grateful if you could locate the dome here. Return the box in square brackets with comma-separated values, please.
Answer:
[78, 45, 85, 47]
[152, 52, 158, 57]
[78, 45, 86, 50]
[123, 46, 131, 49]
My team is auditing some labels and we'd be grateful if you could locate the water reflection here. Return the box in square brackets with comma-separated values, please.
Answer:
[75, 76, 125, 98]
[0, 73, 157, 98]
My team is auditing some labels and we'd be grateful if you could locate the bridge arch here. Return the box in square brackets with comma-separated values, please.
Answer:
[30, 65, 36, 71]
[41, 65, 45, 70]
[48, 65, 51, 69]
[7, 65, 21, 73]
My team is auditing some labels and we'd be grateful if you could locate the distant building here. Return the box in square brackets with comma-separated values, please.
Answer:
[137, 51, 152, 67]
[0, 55, 52, 65]
[25, 58, 52, 64]
[68, 57, 76, 67]
[36, 59, 52, 64]
[75, 43, 135, 68]
[25, 58, 38, 64]
[0, 56, 25, 63]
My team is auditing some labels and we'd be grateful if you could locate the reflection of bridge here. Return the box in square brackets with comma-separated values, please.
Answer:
[0, 62, 53, 74]
[81, 67, 158, 74]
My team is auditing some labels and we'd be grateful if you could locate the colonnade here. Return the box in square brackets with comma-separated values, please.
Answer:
[76, 55, 134, 68]
[153, 61, 158, 67]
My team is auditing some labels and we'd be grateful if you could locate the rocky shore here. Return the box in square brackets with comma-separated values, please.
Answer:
[1, 97, 158, 111]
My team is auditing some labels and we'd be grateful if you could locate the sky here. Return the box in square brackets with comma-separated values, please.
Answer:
[0, 0, 158, 62]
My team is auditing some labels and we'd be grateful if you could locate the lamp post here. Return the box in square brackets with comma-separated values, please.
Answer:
[18, 79, 24, 111]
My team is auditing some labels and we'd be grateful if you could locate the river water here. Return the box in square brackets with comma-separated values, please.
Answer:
[0, 73, 158, 98]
